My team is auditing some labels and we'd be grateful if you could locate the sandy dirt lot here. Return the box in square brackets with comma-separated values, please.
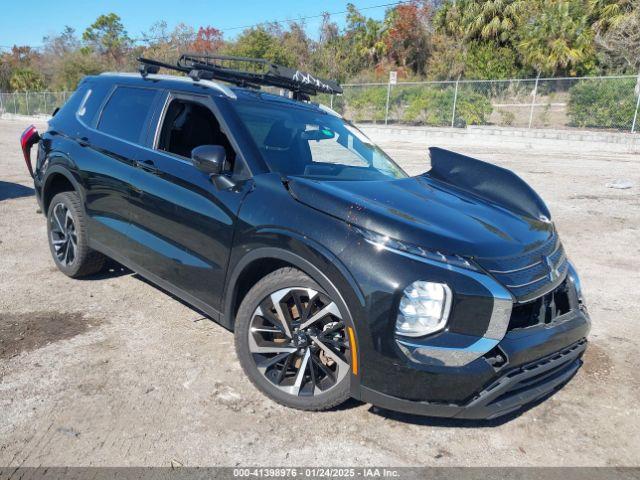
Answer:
[1, 118, 639, 467]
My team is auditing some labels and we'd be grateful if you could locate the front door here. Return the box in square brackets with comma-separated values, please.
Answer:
[127, 92, 251, 315]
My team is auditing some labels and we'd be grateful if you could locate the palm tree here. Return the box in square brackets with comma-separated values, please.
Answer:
[435, 0, 526, 45]
[466, 0, 528, 43]
[590, 0, 636, 33]
[518, 0, 597, 76]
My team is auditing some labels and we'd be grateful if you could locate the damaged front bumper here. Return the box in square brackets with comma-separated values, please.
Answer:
[361, 339, 586, 420]
[359, 310, 590, 420]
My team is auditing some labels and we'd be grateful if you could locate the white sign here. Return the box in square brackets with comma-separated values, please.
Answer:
[389, 71, 398, 85]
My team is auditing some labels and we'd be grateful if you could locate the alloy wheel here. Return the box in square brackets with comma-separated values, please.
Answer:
[50, 202, 77, 266]
[248, 287, 350, 397]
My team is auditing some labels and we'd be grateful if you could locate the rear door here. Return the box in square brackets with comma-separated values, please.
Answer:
[81, 84, 162, 255]
[127, 91, 252, 314]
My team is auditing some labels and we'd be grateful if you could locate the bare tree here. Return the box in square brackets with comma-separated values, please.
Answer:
[596, 1, 640, 73]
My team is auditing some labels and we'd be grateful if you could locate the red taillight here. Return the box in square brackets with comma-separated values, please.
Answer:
[20, 125, 40, 178]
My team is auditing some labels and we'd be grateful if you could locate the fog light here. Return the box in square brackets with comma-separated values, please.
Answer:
[396, 281, 452, 337]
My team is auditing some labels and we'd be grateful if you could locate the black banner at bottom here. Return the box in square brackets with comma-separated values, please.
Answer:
[1, 468, 639, 480]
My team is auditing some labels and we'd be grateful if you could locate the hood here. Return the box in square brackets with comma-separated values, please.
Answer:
[287, 175, 554, 260]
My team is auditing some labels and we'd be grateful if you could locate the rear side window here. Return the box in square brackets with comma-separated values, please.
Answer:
[98, 86, 157, 143]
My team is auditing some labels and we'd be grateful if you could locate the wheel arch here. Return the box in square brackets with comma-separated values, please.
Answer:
[42, 166, 82, 213]
[223, 244, 365, 334]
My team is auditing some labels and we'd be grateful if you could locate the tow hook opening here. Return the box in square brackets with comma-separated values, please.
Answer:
[484, 345, 508, 371]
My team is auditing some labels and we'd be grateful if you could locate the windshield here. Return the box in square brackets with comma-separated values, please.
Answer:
[232, 98, 408, 181]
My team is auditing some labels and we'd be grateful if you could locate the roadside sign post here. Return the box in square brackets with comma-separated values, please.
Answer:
[385, 71, 397, 125]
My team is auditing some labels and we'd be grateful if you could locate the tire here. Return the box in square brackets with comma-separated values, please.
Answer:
[47, 191, 105, 278]
[235, 267, 352, 411]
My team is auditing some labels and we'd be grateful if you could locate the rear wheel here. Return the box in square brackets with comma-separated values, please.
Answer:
[235, 267, 352, 411]
[47, 191, 105, 278]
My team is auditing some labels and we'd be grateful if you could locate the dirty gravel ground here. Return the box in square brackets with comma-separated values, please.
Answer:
[0, 118, 639, 467]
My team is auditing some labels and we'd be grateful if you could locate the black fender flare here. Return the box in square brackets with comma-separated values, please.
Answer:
[223, 241, 365, 330]
[41, 162, 83, 211]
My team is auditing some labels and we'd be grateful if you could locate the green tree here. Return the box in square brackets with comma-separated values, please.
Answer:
[345, 3, 387, 68]
[55, 51, 104, 90]
[431, 0, 526, 79]
[435, 0, 526, 45]
[427, 37, 521, 79]
[41, 27, 82, 88]
[518, 0, 597, 76]
[590, 0, 635, 33]
[312, 13, 354, 81]
[280, 22, 312, 70]
[463, 42, 521, 79]
[226, 26, 293, 66]
[568, 77, 637, 128]
[82, 13, 131, 64]
[9, 68, 45, 92]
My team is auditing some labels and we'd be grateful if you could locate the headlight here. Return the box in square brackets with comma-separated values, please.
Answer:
[396, 281, 452, 337]
[353, 226, 478, 271]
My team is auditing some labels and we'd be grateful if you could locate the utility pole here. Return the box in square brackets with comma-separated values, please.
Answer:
[632, 70, 640, 133]
[451, 76, 461, 128]
[528, 72, 540, 129]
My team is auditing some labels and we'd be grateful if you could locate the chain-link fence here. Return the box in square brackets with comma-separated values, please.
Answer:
[0, 91, 70, 117]
[319, 74, 640, 133]
[3, 75, 640, 133]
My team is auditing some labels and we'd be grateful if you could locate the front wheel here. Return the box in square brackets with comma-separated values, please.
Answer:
[235, 267, 352, 411]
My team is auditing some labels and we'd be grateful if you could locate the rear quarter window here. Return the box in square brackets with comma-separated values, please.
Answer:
[76, 85, 107, 127]
[97, 86, 158, 143]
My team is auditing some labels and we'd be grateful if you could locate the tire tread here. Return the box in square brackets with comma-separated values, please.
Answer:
[47, 191, 105, 278]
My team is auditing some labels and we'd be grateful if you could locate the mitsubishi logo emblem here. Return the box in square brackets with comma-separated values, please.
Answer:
[544, 256, 560, 282]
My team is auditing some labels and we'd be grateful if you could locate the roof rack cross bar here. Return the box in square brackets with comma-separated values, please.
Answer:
[137, 54, 343, 99]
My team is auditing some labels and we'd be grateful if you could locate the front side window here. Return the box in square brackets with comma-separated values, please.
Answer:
[233, 99, 407, 181]
[98, 86, 157, 143]
[156, 98, 236, 171]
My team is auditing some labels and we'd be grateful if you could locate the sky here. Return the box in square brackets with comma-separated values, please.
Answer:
[0, 0, 393, 49]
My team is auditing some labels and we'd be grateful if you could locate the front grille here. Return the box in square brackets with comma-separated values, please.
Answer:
[508, 278, 572, 331]
[477, 234, 569, 300]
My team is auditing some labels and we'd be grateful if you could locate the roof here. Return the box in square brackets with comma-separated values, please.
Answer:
[97, 72, 236, 99]
[93, 71, 340, 117]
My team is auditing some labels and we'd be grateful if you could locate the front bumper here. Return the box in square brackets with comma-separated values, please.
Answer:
[338, 230, 590, 419]
[360, 337, 586, 420]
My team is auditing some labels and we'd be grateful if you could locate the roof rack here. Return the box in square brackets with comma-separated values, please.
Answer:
[138, 54, 343, 100]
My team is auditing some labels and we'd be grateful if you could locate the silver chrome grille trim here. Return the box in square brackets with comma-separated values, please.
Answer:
[505, 251, 567, 289]
[488, 240, 562, 275]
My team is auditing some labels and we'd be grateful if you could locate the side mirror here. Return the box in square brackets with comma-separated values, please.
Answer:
[191, 145, 226, 175]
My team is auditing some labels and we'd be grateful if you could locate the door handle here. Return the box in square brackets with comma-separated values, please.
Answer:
[137, 159, 159, 174]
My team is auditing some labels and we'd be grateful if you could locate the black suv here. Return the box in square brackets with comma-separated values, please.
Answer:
[20, 55, 589, 419]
